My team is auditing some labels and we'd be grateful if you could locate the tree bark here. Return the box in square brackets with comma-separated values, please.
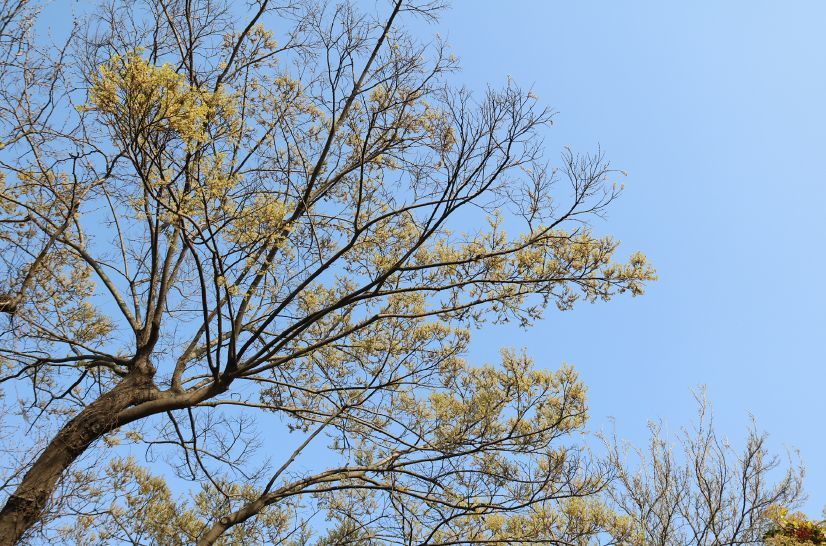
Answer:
[0, 372, 156, 545]
[197, 498, 267, 546]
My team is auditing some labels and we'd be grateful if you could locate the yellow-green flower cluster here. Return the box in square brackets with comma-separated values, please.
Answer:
[89, 52, 237, 149]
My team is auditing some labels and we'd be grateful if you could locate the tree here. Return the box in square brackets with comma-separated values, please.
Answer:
[763, 506, 826, 545]
[601, 393, 805, 546]
[0, 0, 656, 543]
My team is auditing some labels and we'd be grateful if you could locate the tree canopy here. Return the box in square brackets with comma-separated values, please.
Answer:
[1, 0, 818, 544]
[4, 1, 813, 545]
[0, 0, 656, 542]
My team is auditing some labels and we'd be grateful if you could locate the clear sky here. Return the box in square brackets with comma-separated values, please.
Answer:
[427, 1, 826, 514]
[30, 0, 825, 521]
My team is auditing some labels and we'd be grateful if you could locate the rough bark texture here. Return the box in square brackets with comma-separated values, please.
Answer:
[0, 371, 156, 545]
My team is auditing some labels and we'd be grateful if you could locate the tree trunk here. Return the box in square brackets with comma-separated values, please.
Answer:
[0, 372, 156, 545]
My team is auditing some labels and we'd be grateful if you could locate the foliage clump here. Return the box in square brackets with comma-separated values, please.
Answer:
[765, 506, 826, 545]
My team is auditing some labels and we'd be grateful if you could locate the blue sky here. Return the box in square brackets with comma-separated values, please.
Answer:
[428, 1, 826, 514]
[28, 0, 825, 522]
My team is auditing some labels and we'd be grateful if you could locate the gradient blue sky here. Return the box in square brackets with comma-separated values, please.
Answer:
[426, 1, 825, 514]
[34, 0, 825, 519]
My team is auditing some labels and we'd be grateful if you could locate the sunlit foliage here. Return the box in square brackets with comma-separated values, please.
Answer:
[0, 0, 659, 543]
[764, 506, 826, 546]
